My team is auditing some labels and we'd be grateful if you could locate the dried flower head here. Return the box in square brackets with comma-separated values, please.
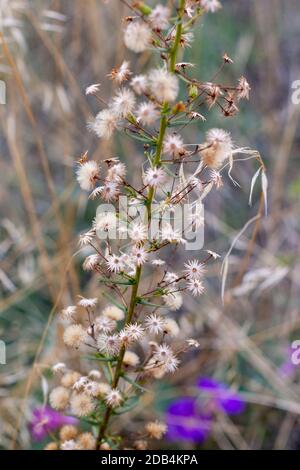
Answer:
[85, 83, 101, 96]
[77, 432, 96, 450]
[123, 350, 140, 367]
[202, 128, 233, 169]
[237, 76, 251, 100]
[111, 88, 136, 118]
[60, 439, 78, 451]
[163, 318, 180, 337]
[63, 324, 87, 349]
[102, 305, 125, 321]
[70, 393, 95, 417]
[201, 0, 222, 13]
[61, 371, 81, 388]
[89, 109, 119, 139]
[145, 314, 165, 335]
[83, 254, 100, 271]
[187, 278, 205, 296]
[108, 60, 131, 84]
[124, 21, 152, 53]
[97, 334, 121, 356]
[106, 254, 125, 273]
[149, 68, 179, 103]
[59, 425, 78, 442]
[49, 386, 70, 411]
[105, 388, 123, 408]
[136, 101, 159, 126]
[78, 297, 98, 309]
[52, 362, 66, 374]
[184, 260, 205, 280]
[76, 161, 99, 191]
[149, 5, 171, 30]
[44, 442, 58, 451]
[60, 306, 77, 321]
[145, 420, 167, 439]
[163, 291, 183, 310]
[144, 167, 167, 187]
[88, 370, 102, 381]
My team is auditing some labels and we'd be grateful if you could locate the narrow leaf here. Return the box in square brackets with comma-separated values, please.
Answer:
[122, 375, 151, 393]
[261, 171, 268, 216]
[248, 167, 262, 206]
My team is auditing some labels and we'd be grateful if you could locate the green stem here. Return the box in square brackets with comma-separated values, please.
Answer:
[147, 112, 168, 222]
[170, 0, 186, 73]
[96, 266, 141, 449]
[96, 0, 186, 450]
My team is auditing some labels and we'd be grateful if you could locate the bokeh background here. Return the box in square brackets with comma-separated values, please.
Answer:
[1, 0, 300, 450]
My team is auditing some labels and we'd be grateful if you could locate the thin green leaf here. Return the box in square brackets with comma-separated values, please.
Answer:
[103, 293, 126, 312]
[113, 396, 140, 415]
[122, 374, 151, 393]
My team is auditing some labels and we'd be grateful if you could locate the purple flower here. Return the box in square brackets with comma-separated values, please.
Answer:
[165, 377, 245, 445]
[166, 397, 212, 444]
[29, 406, 78, 441]
[197, 377, 245, 415]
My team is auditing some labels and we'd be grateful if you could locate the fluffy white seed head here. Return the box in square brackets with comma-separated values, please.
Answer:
[88, 369, 102, 381]
[60, 305, 77, 321]
[128, 222, 148, 243]
[76, 161, 100, 191]
[119, 323, 144, 345]
[63, 324, 87, 349]
[187, 278, 205, 296]
[61, 371, 81, 388]
[52, 362, 66, 374]
[94, 316, 116, 334]
[145, 314, 165, 335]
[162, 291, 183, 310]
[153, 344, 180, 373]
[108, 60, 131, 84]
[70, 393, 95, 417]
[149, 68, 179, 103]
[201, 0, 222, 13]
[130, 74, 148, 95]
[163, 318, 180, 337]
[124, 22, 152, 53]
[89, 109, 119, 139]
[163, 133, 185, 158]
[93, 211, 118, 233]
[107, 162, 127, 182]
[102, 305, 125, 321]
[123, 350, 140, 367]
[78, 297, 98, 308]
[106, 254, 125, 273]
[85, 83, 101, 96]
[184, 260, 206, 280]
[136, 101, 159, 126]
[143, 167, 167, 187]
[60, 439, 78, 451]
[97, 334, 121, 356]
[202, 128, 233, 169]
[105, 388, 123, 408]
[131, 246, 148, 266]
[83, 254, 100, 271]
[111, 88, 136, 118]
[149, 5, 171, 30]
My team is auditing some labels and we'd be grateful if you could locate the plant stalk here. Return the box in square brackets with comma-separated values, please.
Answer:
[96, 0, 186, 449]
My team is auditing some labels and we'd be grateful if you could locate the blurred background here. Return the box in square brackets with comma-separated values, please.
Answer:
[1, 0, 300, 450]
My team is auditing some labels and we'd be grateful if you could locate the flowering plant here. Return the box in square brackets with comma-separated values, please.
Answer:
[43, 0, 266, 451]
